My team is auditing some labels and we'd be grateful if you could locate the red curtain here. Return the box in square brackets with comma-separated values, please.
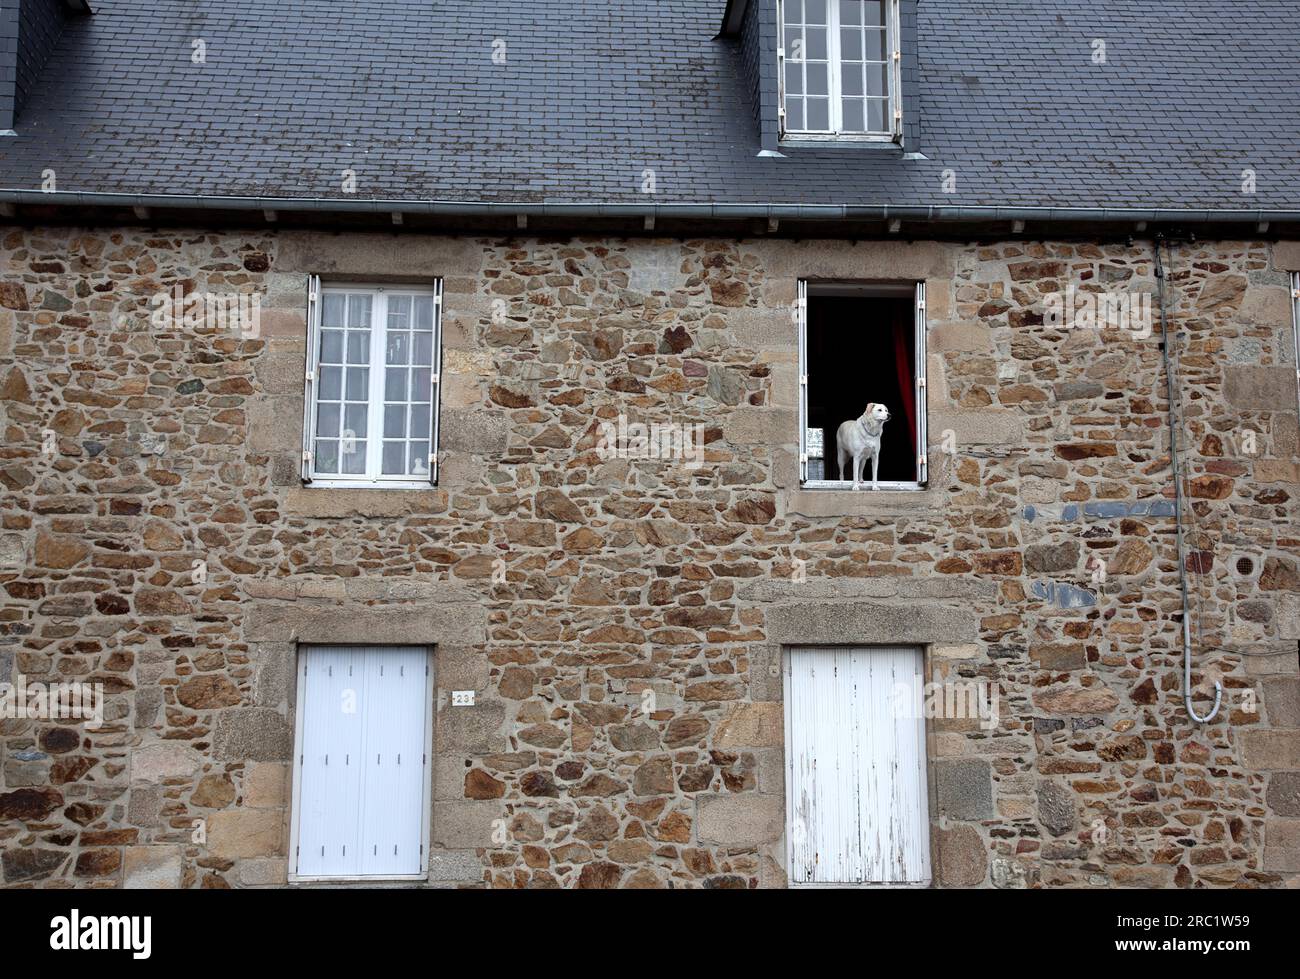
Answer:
[892, 308, 916, 456]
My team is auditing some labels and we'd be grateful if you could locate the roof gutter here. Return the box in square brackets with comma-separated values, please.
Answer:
[2, 189, 1299, 227]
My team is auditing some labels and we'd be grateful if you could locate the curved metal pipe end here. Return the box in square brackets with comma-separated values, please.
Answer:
[1185, 682, 1223, 725]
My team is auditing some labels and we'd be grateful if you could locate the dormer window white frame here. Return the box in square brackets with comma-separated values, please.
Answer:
[778, 0, 903, 142]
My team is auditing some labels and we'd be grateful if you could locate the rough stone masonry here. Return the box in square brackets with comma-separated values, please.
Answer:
[0, 227, 1298, 888]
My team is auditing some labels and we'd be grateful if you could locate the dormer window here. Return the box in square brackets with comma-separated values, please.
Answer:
[778, 0, 902, 141]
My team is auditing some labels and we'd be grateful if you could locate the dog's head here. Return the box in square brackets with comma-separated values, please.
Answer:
[863, 403, 891, 425]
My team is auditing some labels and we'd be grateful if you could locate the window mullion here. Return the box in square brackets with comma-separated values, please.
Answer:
[368, 291, 387, 481]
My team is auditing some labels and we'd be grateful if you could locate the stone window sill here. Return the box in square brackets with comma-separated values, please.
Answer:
[284, 487, 446, 519]
[780, 452, 953, 518]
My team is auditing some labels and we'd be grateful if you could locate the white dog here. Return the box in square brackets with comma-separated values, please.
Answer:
[836, 403, 891, 490]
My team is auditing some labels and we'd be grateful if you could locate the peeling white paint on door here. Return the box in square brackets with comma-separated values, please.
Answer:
[784, 645, 931, 886]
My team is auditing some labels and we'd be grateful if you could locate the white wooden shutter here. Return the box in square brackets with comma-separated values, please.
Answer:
[784, 645, 931, 886]
[915, 280, 928, 484]
[797, 278, 808, 483]
[429, 278, 443, 485]
[292, 645, 431, 879]
[1291, 273, 1299, 421]
[890, 0, 904, 140]
[776, 1, 787, 139]
[301, 274, 321, 483]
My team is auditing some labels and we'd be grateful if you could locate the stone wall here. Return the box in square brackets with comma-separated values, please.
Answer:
[0, 227, 1297, 888]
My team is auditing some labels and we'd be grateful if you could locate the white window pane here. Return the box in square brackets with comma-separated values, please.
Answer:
[807, 97, 830, 130]
[411, 405, 431, 439]
[786, 100, 805, 130]
[387, 295, 411, 328]
[316, 403, 340, 438]
[867, 62, 889, 97]
[344, 403, 368, 438]
[346, 367, 369, 401]
[413, 296, 434, 331]
[413, 332, 433, 366]
[412, 368, 432, 402]
[387, 331, 409, 365]
[843, 65, 863, 96]
[347, 295, 372, 328]
[865, 28, 886, 61]
[383, 404, 405, 438]
[382, 441, 405, 475]
[322, 294, 345, 328]
[864, 0, 884, 26]
[840, 0, 862, 25]
[385, 368, 406, 401]
[806, 62, 828, 96]
[346, 330, 370, 364]
[805, 27, 827, 61]
[785, 61, 803, 95]
[784, 0, 802, 25]
[806, 0, 826, 24]
[409, 443, 430, 477]
[841, 29, 862, 60]
[315, 440, 339, 473]
[318, 366, 342, 400]
[866, 98, 888, 132]
[320, 329, 344, 363]
[341, 441, 367, 475]
[842, 98, 865, 131]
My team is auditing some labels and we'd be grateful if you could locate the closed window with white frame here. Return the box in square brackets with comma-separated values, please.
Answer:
[779, 0, 902, 140]
[290, 645, 434, 881]
[301, 279, 443, 487]
[797, 280, 928, 489]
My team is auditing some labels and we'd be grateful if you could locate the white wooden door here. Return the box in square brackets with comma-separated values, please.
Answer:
[292, 645, 432, 879]
[784, 645, 931, 886]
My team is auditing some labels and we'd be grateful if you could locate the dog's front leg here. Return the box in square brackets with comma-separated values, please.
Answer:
[871, 451, 879, 491]
[852, 451, 863, 491]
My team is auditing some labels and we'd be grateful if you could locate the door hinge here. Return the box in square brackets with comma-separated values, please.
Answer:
[918, 376, 926, 388]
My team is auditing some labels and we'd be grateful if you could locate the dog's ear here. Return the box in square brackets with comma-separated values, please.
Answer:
[864, 402, 875, 415]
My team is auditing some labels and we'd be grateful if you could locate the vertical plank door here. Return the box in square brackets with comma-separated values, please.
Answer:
[785, 645, 931, 885]
[294, 645, 430, 879]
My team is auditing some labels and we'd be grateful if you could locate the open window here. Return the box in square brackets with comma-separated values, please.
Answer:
[778, 0, 903, 141]
[302, 279, 443, 488]
[797, 280, 927, 489]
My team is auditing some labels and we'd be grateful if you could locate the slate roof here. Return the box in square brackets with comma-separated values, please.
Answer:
[1, 0, 1298, 211]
